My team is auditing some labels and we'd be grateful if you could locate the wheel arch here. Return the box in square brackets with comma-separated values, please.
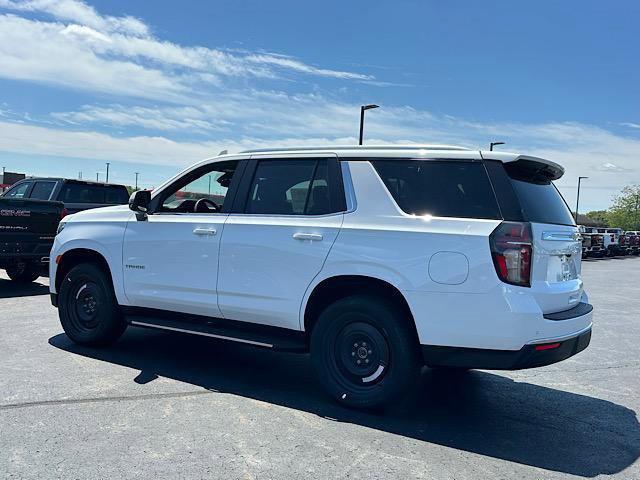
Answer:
[55, 248, 114, 293]
[303, 274, 419, 344]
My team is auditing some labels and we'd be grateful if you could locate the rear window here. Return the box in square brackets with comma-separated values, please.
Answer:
[371, 160, 501, 219]
[61, 183, 129, 204]
[504, 162, 575, 226]
[30, 181, 56, 200]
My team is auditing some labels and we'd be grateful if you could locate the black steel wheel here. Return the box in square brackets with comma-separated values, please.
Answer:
[58, 263, 126, 346]
[311, 294, 419, 410]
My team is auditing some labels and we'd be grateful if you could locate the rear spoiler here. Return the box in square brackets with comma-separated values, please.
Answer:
[480, 152, 564, 182]
[503, 156, 564, 183]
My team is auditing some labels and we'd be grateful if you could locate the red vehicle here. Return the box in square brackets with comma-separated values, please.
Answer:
[626, 231, 640, 255]
[580, 226, 605, 258]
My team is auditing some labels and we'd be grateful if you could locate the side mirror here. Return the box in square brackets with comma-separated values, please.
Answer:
[129, 190, 151, 220]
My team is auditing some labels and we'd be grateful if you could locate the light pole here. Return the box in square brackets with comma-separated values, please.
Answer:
[135, 172, 139, 190]
[575, 176, 588, 223]
[359, 104, 379, 145]
[489, 141, 505, 151]
[96, 172, 100, 182]
[105, 162, 110, 183]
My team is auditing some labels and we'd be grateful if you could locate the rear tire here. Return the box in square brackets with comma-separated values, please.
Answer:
[310, 294, 419, 410]
[58, 263, 126, 346]
[6, 262, 40, 283]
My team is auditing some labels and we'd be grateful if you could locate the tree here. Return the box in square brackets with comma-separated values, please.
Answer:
[607, 185, 640, 231]
[585, 210, 610, 226]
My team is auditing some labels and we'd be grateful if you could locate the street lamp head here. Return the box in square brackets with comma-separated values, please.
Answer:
[489, 141, 505, 151]
[579, 176, 589, 180]
[362, 104, 379, 111]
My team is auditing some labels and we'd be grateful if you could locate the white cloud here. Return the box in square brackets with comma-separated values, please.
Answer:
[619, 122, 640, 129]
[0, 15, 191, 102]
[0, 0, 148, 35]
[0, 0, 373, 101]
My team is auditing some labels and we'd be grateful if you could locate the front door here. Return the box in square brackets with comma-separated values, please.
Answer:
[123, 160, 240, 317]
[218, 155, 345, 330]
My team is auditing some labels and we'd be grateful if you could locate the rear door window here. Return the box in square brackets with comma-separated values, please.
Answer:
[245, 159, 336, 215]
[29, 181, 57, 200]
[371, 160, 501, 219]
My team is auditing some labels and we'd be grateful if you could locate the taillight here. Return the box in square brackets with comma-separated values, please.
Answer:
[61, 208, 68, 219]
[490, 221, 533, 287]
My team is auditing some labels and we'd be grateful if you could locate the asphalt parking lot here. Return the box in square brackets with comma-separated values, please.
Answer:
[1, 258, 639, 479]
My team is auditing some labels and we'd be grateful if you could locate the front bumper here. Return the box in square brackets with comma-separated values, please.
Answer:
[422, 326, 591, 370]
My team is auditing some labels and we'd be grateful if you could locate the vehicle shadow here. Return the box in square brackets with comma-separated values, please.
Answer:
[0, 278, 49, 298]
[49, 329, 640, 477]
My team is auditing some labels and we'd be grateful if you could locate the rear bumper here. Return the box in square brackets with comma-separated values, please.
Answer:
[422, 326, 591, 370]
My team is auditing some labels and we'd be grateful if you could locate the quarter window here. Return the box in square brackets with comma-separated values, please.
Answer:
[372, 160, 502, 219]
[245, 159, 334, 215]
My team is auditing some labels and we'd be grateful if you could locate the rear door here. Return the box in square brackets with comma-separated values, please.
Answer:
[218, 154, 345, 330]
[491, 159, 583, 313]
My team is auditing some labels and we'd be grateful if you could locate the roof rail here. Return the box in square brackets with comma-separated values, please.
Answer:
[239, 144, 470, 154]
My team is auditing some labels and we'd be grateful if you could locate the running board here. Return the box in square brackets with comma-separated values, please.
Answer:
[125, 310, 307, 352]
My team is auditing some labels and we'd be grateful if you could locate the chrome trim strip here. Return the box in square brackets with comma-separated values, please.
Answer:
[542, 231, 580, 242]
[130, 320, 274, 348]
[526, 323, 592, 345]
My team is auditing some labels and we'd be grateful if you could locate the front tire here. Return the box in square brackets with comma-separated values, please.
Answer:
[58, 263, 126, 346]
[6, 262, 40, 283]
[311, 295, 419, 410]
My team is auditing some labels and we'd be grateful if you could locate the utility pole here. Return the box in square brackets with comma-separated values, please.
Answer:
[105, 162, 110, 183]
[574, 176, 588, 223]
[79, 171, 82, 180]
[96, 172, 99, 182]
[489, 142, 505, 151]
[635, 193, 639, 230]
[135, 172, 139, 190]
[359, 104, 379, 145]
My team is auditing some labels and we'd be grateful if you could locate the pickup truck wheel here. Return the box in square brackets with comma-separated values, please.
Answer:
[5, 263, 40, 283]
[58, 263, 126, 346]
[311, 295, 419, 410]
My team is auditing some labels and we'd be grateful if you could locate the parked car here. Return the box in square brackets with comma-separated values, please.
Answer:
[579, 226, 605, 258]
[0, 196, 64, 282]
[50, 146, 592, 409]
[597, 228, 620, 256]
[3, 178, 129, 216]
[625, 231, 640, 255]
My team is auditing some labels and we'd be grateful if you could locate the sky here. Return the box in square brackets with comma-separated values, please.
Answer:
[0, 0, 638, 211]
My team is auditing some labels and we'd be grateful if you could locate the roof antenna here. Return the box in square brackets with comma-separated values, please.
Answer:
[218, 149, 228, 155]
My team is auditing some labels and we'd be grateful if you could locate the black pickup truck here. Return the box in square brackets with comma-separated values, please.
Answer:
[1, 178, 129, 283]
[0, 197, 63, 282]
[3, 178, 129, 215]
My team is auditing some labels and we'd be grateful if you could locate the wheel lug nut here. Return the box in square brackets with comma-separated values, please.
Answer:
[357, 360, 361, 365]
[365, 359, 369, 364]
[362, 342, 367, 347]
[351, 352, 355, 356]
[368, 350, 372, 355]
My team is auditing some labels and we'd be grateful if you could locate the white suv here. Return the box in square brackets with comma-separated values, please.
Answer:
[50, 146, 593, 409]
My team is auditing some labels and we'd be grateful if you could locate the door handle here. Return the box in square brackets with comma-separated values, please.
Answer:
[293, 232, 323, 241]
[193, 227, 217, 236]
